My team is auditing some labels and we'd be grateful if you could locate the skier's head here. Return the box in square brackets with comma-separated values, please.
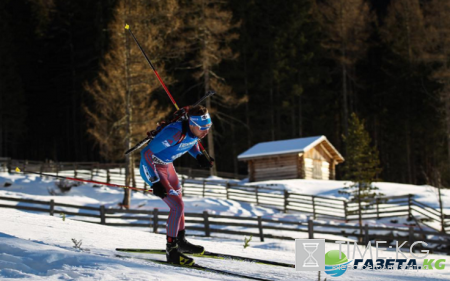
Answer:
[188, 105, 212, 139]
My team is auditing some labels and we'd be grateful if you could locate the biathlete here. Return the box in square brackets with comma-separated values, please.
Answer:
[139, 105, 214, 266]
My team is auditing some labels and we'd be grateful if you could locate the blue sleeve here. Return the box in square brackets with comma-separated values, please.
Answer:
[140, 127, 181, 184]
[188, 142, 201, 158]
[148, 127, 180, 153]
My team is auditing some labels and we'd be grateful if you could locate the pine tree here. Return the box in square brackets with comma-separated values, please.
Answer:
[85, 0, 180, 207]
[341, 113, 382, 239]
[178, 0, 244, 175]
[381, 0, 425, 63]
[313, 0, 373, 138]
[0, 0, 27, 157]
[422, 0, 450, 183]
[379, 0, 427, 184]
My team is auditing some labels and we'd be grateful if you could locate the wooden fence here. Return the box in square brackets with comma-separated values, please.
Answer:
[0, 195, 449, 254]
[181, 178, 450, 233]
[0, 158, 246, 180]
[2, 158, 449, 233]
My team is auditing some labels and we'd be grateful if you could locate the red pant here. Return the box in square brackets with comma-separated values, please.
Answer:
[155, 163, 185, 238]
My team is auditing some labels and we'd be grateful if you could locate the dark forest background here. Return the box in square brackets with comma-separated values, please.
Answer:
[2, 0, 450, 187]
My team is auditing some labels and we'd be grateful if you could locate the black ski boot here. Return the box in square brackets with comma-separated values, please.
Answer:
[166, 236, 195, 266]
[177, 229, 205, 255]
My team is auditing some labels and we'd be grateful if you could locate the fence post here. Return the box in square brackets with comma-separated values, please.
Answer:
[203, 211, 210, 237]
[153, 209, 159, 233]
[49, 199, 54, 216]
[100, 205, 105, 224]
[226, 183, 230, 200]
[308, 220, 314, 239]
[257, 216, 264, 242]
[90, 166, 94, 180]
[202, 180, 206, 198]
[312, 196, 316, 220]
[40, 163, 44, 176]
[376, 198, 380, 220]
[284, 190, 289, 213]
[255, 187, 259, 205]
[106, 169, 110, 183]
[343, 201, 348, 221]
[408, 194, 413, 220]
[409, 226, 414, 247]
[181, 177, 185, 187]
[364, 224, 369, 244]
[7, 158, 11, 173]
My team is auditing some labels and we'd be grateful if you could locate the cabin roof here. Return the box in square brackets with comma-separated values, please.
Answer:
[237, 135, 344, 162]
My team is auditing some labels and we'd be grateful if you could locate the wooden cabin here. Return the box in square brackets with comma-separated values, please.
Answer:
[237, 136, 344, 182]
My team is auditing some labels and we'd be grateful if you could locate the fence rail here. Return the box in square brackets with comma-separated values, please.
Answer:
[0, 158, 247, 180]
[2, 158, 449, 233]
[182, 179, 450, 233]
[1, 195, 449, 254]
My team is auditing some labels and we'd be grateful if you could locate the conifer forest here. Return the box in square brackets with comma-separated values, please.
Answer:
[2, 0, 450, 187]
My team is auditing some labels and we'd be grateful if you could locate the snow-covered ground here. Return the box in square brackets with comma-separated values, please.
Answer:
[1, 171, 450, 280]
[1, 171, 445, 235]
[1, 209, 450, 280]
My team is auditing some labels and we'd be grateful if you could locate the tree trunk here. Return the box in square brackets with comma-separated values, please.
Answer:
[231, 121, 238, 176]
[0, 96, 2, 156]
[270, 82, 275, 141]
[342, 61, 349, 137]
[340, 1, 349, 138]
[405, 121, 413, 183]
[206, 97, 217, 176]
[358, 182, 363, 242]
[276, 84, 281, 139]
[298, 95, 303, 137]
[123, 13, 132, 209]
[291, 97, 296, 137]
[245, 100, 251, 147]
[69, 27, 78, 160]
[444, 86, 450, 173]
[244, 47, 251, 147]
[434, 169, 445, 233]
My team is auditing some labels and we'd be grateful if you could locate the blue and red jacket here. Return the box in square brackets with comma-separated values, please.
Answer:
[140, 120, 201, 185]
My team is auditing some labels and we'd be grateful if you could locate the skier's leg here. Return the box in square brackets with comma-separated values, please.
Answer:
[158, 164, 184, 237]
[166, 165, 204, 254]
[156, 164, 193, 265]
[162, 192, 184, 237]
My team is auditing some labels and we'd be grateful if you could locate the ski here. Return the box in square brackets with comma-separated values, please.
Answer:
[116, 248, 294, 268]
[116, 254, 271, 281]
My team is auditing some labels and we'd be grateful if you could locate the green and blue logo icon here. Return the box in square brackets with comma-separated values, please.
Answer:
[324, 250, 352, 277]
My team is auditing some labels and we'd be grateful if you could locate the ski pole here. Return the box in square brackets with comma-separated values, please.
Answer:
[13, 167, 152, 193]
[125, 24, 179, 110]
[124, 24, 214, 163]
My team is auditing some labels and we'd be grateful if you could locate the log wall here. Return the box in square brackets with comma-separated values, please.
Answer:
[303, 144, 332, 180]
[252, 155, 298, 182]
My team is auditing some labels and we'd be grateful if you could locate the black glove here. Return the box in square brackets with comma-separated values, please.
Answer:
[197, 154, 214, 168]
[173, 106, 189, 120]
[152, 181, 167, 199]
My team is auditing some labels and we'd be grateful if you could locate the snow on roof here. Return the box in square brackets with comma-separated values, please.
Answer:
[238, 136, 326, 160]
